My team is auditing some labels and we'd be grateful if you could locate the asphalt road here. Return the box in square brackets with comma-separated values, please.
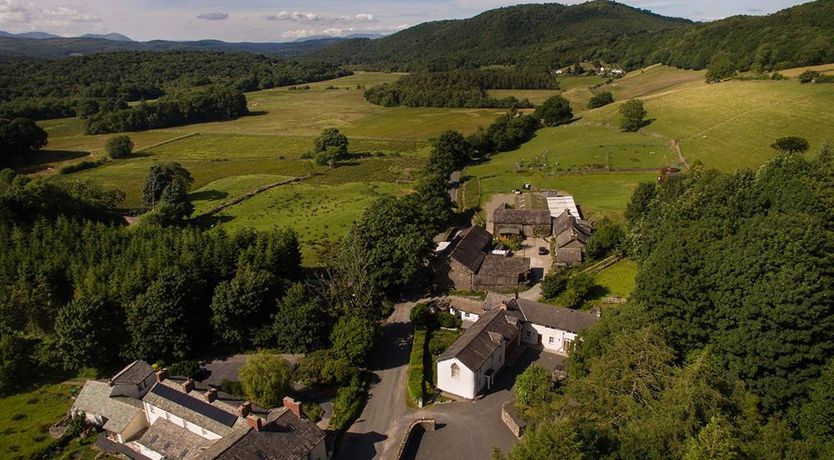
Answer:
[338, 302, 415, 460]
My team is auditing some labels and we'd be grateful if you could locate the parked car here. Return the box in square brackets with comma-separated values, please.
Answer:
[492, 249, 512, 257]
[537, 247, 549, 256]
[512, 189, 522, 195]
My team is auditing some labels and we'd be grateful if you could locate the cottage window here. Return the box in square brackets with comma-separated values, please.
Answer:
[451, 363, 460, 379]
[548, 337, 555, 344]
[464, 312, 470, 318]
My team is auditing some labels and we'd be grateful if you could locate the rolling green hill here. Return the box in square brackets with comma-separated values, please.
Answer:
[315, 0, 834, 71]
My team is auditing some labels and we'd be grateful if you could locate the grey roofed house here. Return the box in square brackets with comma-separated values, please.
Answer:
[483, 292, 514, 311]
[552, 211, 592, 245]
[71, 380, 144, 434]
[477, 254, 531, 277]
[506, 298, 599, 333]
[449, 226, 492, 272]
[196, 405, 327, 460]
[143, 379, 251, 437]
[138, 418, 214, 460]
[438, 308, 522, 371]
[110, 360, 154, 386]
[493, 207, 552, 226]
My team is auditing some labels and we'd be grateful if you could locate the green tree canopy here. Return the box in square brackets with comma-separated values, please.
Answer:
[239, 353, 292, 408]
[0, 118, 47, 162]
[210, 267, 277, 348]
[141, 162, 193, 209]
[771, 136, 810, 154]
[588, 91, 614, 109]
[705, 53, 737, 83]
[619, 99, 647, 132]
[314, 128, 349, 155]
[105, 135, 134, 159]
[534, 95, 573, 126]
[55, 295, 122, 371]
[270, 283, 328, 353]
[331, 316, 378, 366]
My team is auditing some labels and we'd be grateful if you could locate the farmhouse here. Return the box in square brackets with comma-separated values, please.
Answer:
[443, 226, 531, 291]
[71, 363, 327, 460]
[552, 211, 593, 266]
[492, 205, 552, 237]
[436, 297, 599, 399]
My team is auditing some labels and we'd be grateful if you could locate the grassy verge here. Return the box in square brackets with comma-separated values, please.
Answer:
[0, 384, 78, 459]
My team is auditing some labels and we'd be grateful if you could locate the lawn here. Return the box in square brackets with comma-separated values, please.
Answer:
[594, 258, 639, 298]
[0, 384, 78, 459]
[211, 181, 410, 263]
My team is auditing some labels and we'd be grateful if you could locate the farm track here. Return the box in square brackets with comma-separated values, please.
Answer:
[194, 174, 312, 219]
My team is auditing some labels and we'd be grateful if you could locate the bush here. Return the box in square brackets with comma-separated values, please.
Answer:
[105, 135, 133, 159]
[218, 379, 244, 398]
[541, 272, 568, 299]
[168, 360, 202, 379]
[59, 159, 106, 174]
[303, 401, 324, 422]
[437, 312, 462, 329]
[296, 350, 355, 386]
[533, 95, 573, 126]
[585, 221, 625, 260]
[410, 303, 432, 329]
[587, 91, 614, 109]
[330, 375, 367, 431]
[560, 274, 596, 308]
[407, 328, 429, 407]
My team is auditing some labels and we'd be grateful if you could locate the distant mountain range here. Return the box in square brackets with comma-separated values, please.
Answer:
[0, 30, 373, 58]
[313, 0, 834, 71]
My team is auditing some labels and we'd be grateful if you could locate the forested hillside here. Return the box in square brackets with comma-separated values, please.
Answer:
[0, 51, 350, 120]
[314, 0, 834, 71]
[501, 147, 834, 458]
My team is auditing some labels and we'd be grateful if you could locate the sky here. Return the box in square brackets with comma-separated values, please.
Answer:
[0, 0, 812, 42]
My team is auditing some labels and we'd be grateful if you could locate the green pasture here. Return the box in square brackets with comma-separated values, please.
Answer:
[594, 258, 639, 298]
[191, 174, 293, 215]
[210, 181, 409, 263]
[0, 384, 76, 459]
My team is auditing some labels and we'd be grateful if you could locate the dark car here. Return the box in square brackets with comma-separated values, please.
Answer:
[537, 247, 549, 256]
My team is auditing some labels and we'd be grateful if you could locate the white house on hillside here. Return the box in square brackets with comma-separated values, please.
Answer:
[436, 298, 599, 399]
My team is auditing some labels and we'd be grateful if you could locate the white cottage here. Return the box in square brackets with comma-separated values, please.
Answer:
[436, 308, 523, 399]
[505, 298, 599, 355]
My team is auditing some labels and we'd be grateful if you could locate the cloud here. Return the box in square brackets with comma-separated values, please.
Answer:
[197, 12, 228, 21]
[281, 23, 408, 39]
[0, 0, 31, 24]
[341, 13, 377, 24]
[265, 11, 322, 22]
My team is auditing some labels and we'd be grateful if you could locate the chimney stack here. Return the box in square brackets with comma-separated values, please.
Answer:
[181, 378, 195, 393]
[205, 388, 217, 403]
[283, 396, 302, 418]
[156, 368, 169, 383]
[238, 401, 252, 417]
[247, 415, 263, 431]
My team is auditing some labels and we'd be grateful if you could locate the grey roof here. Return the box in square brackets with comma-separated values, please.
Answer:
[143, 380, 249, 436]
[138, 418, 214, 460]
[110, 360, 154, 385]
[197, 408, 326, 460]
[72, 380, 143, 434]
[493, 207, 551, 226]
[477, 254, 531, 277]
[507, 298, 599, 333]
[449, 226, 492, 272]
[446, 296, 487, 315]
[483, 292, 514, 311]
[553, 211, 592, 247]
[437, 308, 521, 371]
[556, 247, 584, 264]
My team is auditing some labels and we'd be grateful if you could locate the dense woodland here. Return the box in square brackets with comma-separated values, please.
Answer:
[364, 69, 554, 108]
[0, 51, 350, 120]
[501, 148, 834, 458]
[315, 0, 834, 72]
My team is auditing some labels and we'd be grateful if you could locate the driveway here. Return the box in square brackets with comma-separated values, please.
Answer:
[338, 302, 415, 459]
[405, 347, 562, 460]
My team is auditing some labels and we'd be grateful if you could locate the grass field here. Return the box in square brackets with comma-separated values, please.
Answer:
[594, 258, 638, 298]
[0, 384, 77, 459]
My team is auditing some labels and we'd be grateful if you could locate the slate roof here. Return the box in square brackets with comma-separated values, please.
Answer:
[110, 360, 154, 385]
[477, 254, 531, 276]
[493, 206, 552, 225]
[143, 380, 250, 437]
[71, 380, 143, 434]
[483, 292, 514, 311]
[446, 296, 487, 315]
[553, 211, 592, 248]
[137, 418, 213, 460]
[196, 408, 326, 460]
[437, 308, 521, 371]
[507, 298, 599, 333]
[449, 226, 492, 272]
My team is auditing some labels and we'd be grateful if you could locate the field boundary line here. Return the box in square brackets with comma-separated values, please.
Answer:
[194, 175, 312, 219]
[136, 132, 199, 152]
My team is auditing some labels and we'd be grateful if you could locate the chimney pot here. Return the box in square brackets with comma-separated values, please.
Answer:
[205, 388, 217, 403]
[283, 396, 302, 418]
[247, 415, 263, 431]
[181, 378, 195, 393]
[156, 368, 169, 383]
[238, 401, 252, 417]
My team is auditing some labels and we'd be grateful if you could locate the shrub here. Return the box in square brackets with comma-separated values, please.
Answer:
[303, 402, 324, 422]
[239, 353, 292, 408]
[330, 375, 367, 431]
[437, 312, 462, 329]
[560, 274, 596, 308]
[541, 272, 568, 299]
[585, 220, 625, 260]
[533, 95, 573, 126]
[587, 91, 614, 109]
[407, 328, 428, 406]
[296, 350, 355, 386]
[410, 303, 432, 329]
[105, 135, 133, 159]
[168, 360, 202, 379]
[59, 159, 105, 174]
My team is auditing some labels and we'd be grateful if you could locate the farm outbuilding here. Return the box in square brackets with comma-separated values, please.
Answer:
[491, 205, 552, 237]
